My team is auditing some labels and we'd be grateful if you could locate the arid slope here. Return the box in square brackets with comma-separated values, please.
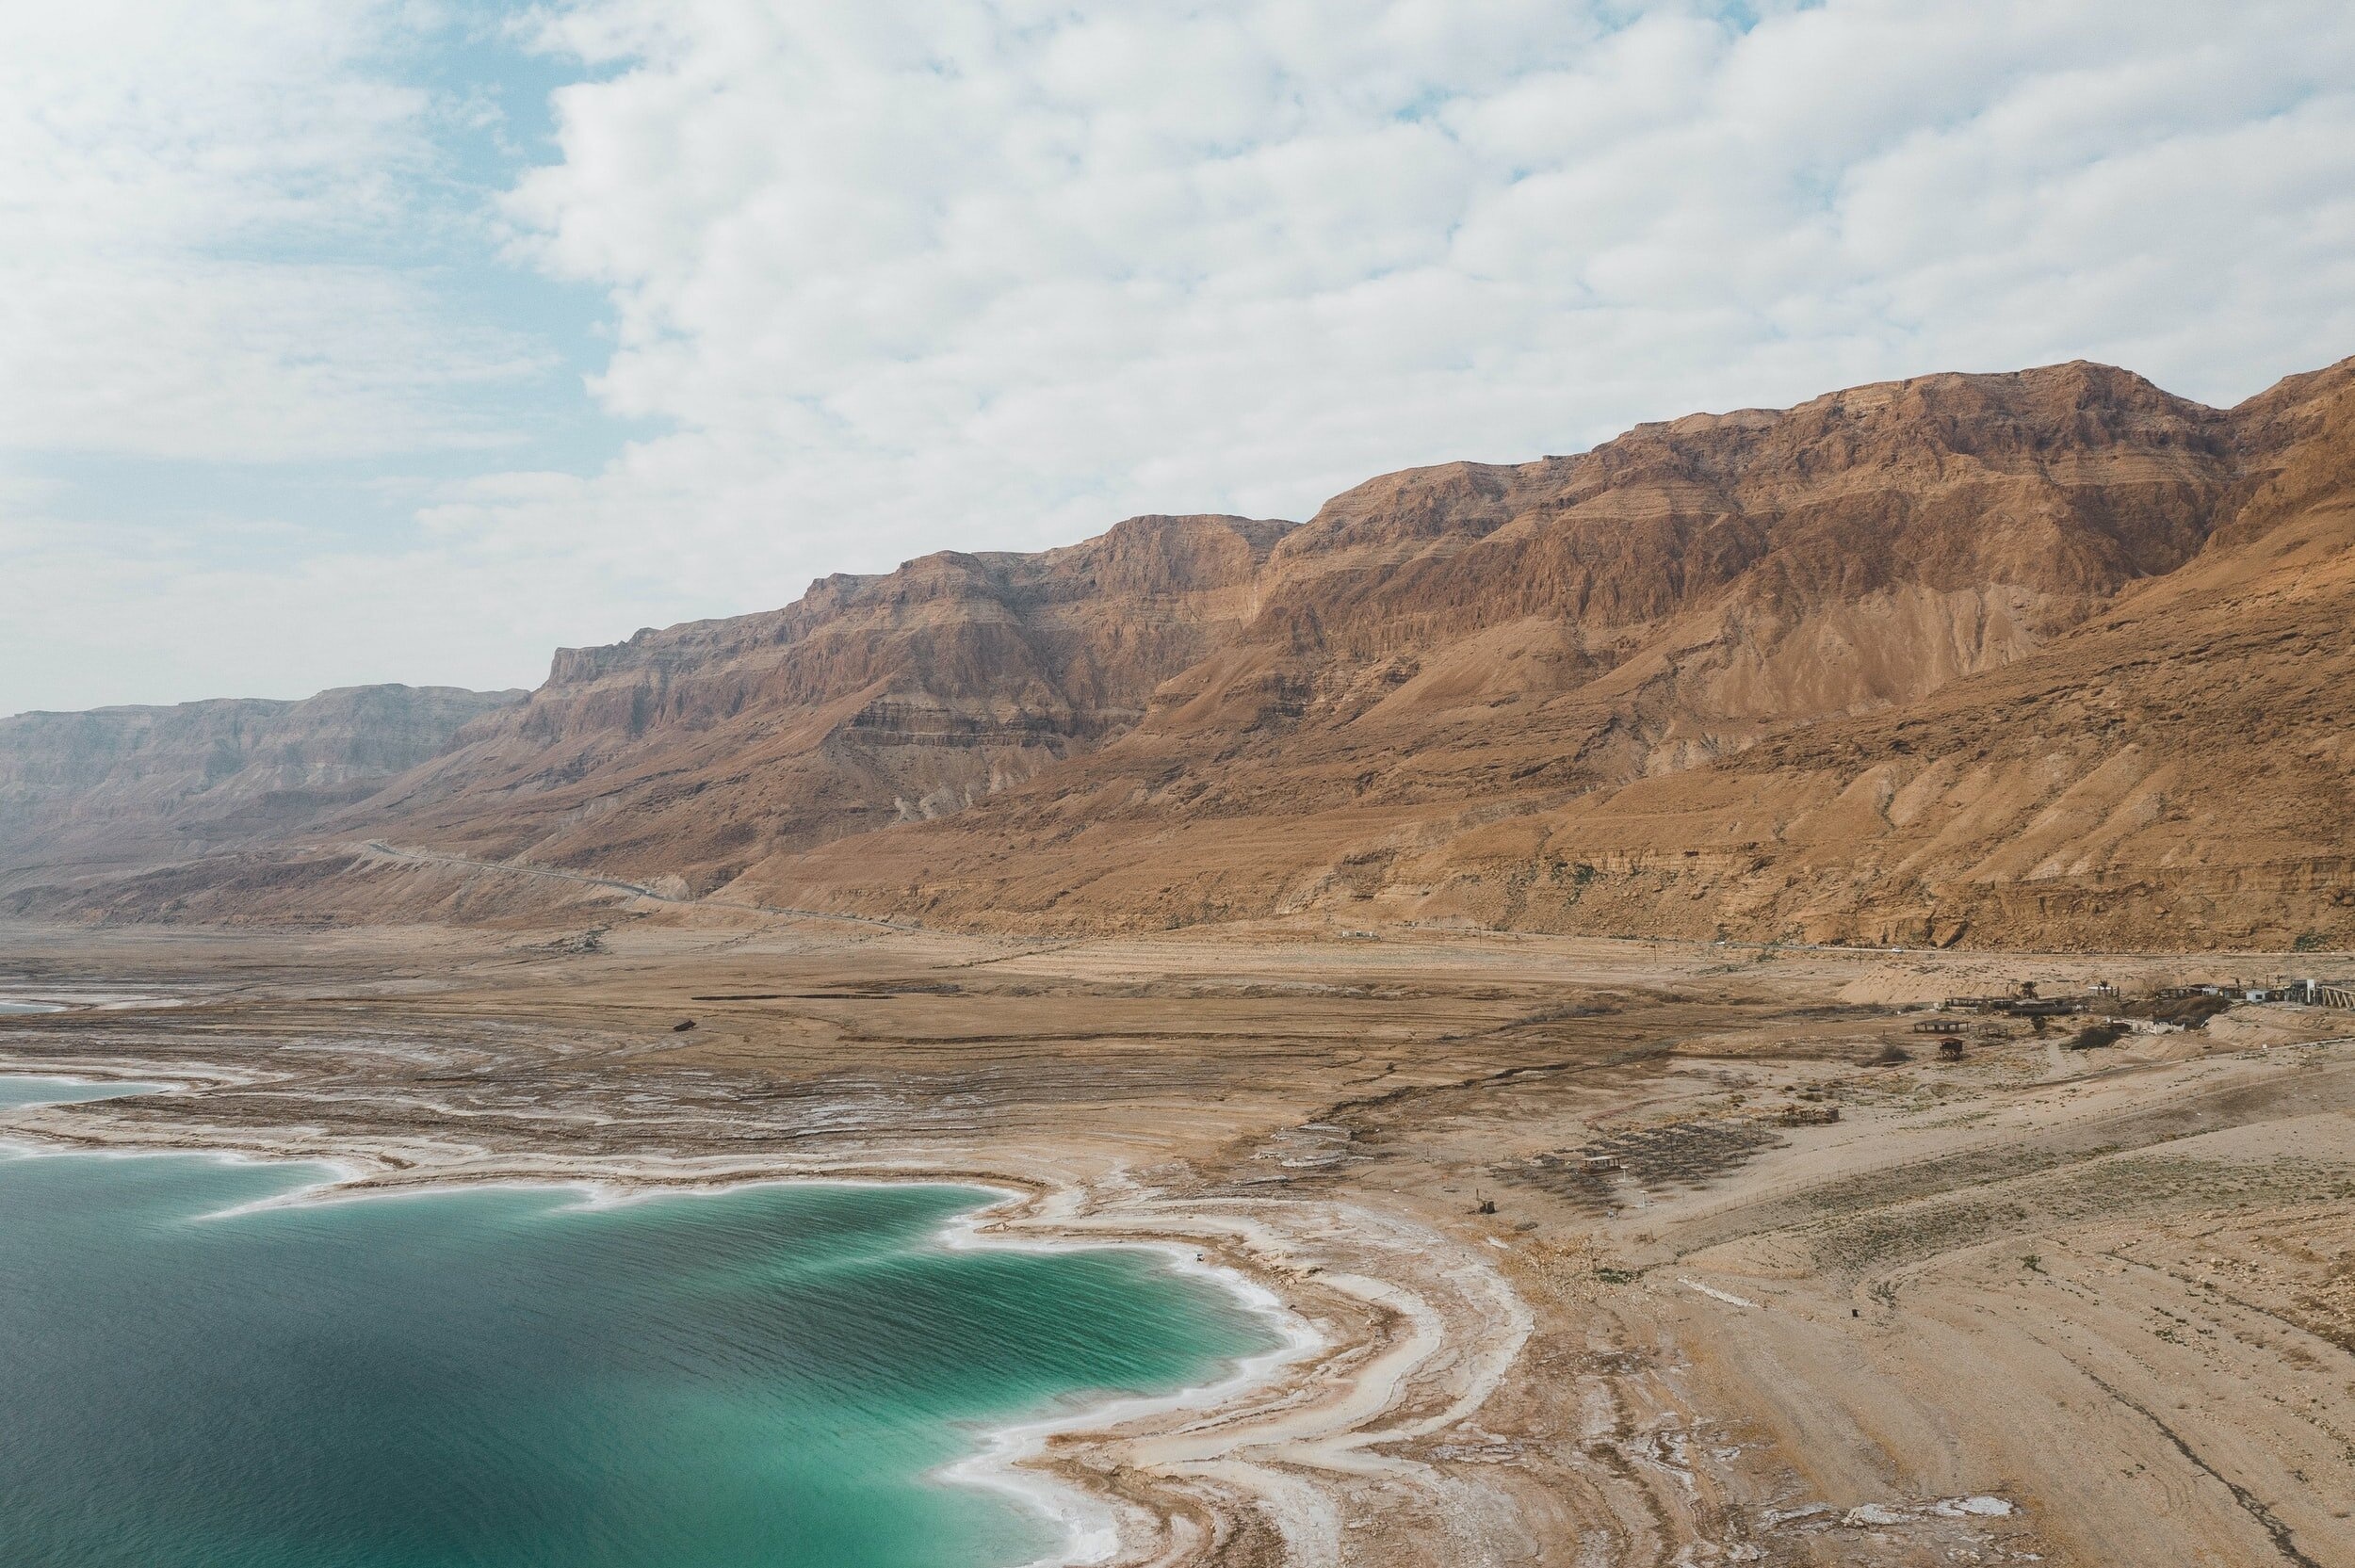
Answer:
[9, 358, 2353, 948]
[330, 514, 1291, 890]
[747, 359, 2354, 947]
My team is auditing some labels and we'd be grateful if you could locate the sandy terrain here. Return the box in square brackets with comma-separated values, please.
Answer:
[3, 913, 2351, 1568]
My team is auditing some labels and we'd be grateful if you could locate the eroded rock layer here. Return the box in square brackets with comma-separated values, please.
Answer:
[10, 357, 2353, 948]
[755, 358, 2355, 949]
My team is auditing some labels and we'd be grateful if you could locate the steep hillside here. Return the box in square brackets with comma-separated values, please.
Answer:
[747, 361, 2347, 945]
[1140, 360, 2229, 782]
[0, 685, 525, 889]
[399, 358, 2246, 911]
[12, 356, 2352, 949]
[1470, 356, 2355, 950]
[323, 515, 1291, 890]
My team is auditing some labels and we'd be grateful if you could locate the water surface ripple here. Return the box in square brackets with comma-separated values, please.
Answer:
[0, 1079, 1274, 1568]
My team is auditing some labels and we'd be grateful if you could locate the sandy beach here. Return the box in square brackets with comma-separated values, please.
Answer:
[5, 913, 2352, 1568]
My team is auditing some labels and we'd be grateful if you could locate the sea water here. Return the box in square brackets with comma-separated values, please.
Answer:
[0, 1078, 1276, 1568]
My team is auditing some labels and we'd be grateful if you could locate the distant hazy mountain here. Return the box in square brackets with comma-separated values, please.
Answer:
[0, 686, 525, 890]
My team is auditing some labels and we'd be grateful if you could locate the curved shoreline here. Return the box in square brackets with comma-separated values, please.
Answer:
[8, 922, 2346, 1568]
[930, 1191, 1329, 1568]
[0, 1067, 1480, 1568]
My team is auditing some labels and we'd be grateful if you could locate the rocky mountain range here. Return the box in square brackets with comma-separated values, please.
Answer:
[10, 356, 2351, 949]
[0, 686, 524, 889]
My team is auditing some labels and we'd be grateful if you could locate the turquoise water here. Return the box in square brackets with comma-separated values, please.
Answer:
[0, 1079, 1275, 1568]
[0, 1075, 137, 1104]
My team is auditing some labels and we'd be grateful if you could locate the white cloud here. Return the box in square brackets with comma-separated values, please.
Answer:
[460, 0, 2355, 604]
[0, 0, 574, 714]
[0, 0, 537, 461]
[8, 0, 2355, 715]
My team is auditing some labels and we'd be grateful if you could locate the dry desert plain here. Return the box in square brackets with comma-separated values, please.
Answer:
[4, 912, 2353, 1568]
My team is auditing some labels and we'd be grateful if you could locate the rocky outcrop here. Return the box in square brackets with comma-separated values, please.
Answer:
[322, 514, 1292, 890]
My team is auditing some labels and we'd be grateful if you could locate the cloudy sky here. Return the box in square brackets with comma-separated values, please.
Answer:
[5, 0, 2352, 715]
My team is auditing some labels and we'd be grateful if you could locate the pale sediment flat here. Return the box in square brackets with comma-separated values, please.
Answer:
[3, 916, 2352, 1568]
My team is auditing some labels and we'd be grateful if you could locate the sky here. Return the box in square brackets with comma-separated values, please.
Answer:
[5, 1, 2353, 716]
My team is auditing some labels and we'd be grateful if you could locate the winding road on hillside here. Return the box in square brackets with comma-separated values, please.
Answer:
[352, 841, 921, 932]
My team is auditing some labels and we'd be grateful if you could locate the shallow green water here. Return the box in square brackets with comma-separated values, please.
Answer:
[0, 1075, 132, 1104]
[0, 1078, 1275, 1568]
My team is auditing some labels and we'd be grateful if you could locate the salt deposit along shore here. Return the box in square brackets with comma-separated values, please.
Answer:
[0, 1078, 1511, 1568]
[5, 915, 2353, 1567]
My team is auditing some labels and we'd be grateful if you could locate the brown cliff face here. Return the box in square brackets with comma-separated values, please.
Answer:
[0, 685, 526, 889]
[323, 514, 1292, 890]
[1055, 362, 2233, 809]
[14, 358, 2353, 949]
[1468, 357, 2355, 950]
[751, 360, 2334, 947]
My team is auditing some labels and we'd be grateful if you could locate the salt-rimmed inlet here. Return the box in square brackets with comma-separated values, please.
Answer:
[0, 1074, 153, 1107]
[0, 1091, 1283, 1568]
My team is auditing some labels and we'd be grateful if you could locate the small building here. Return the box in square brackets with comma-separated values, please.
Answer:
[2006, 996, 2087, 1018]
